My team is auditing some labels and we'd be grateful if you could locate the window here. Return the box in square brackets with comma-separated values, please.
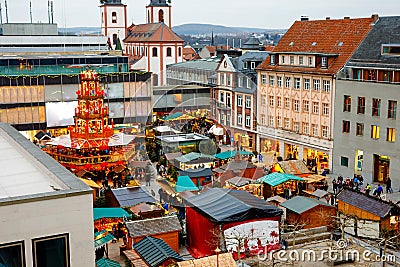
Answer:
[261, 115, 266, 125]
[312, 102, 319, 114]
[282, 55, 286, 64]
[220, 74, 225, 85]
[342, 120, 350, 133]
[237, 114, 243, 124]
[293, 100, 300, 112]
[277, 116, 282, 127]
[261, 74, 267, 84]
[0, 241, 25, 267]
[357, 97, 365, 114]
[270, 55, 275, 66]
[294, 78, 301, 89]
[303, 122, 309, 134]
[112, 34, 118, 45]
[308, 57, 313, 66]
[245, 115, 251, 127]
[303, 100, 309, 112]
[285, 77, 291, 88]
[290, 56, 294, 65]
[304, 78, 310, 90]
[343, 95, 351, 112]
[33, 234, 69, 267]
[299, 56, 304, 65]
[293, 121, 300, 132]
[323, 80, 331, 92]
[245, 96, 251, 108]
[269, 75, 275, 86]
[250, 62, 256, 69]
[372, 98, 381, 116]
[277, 76, 283, 87]
[312, 124, 319, 136]
[284, 118, 290, 129]
[152, 47, 158, 57]
[238, 77, 243, 87]
[247, 78, 251, 88]
[237, 95, 242, 107]
[112, 12, 117, 23]
[321, 57, 327, 68]
[388, 100, 397, 119]
[313, 79, 320, 91]
[226, 94, 231, 107]
[341, 156, 349, 167]
[243, 62, 248, 69]
[220, 92, 224, 103]
[356, 123, 364, 136]
[322, 126, 329, 138]
[269, 116, 275, 127]
[277, 96, 282, 107]
[387, 128, 396, 142]
[269, 96, 274, 107]
[322, 103, 329, 115]
[284, 97, 290, 109]
[371, 125, 380, 139]
[227, 75, 231, 86]
[166, 47, 172, 57]
[261, 95, 266, 106]
[178, 47, 182, 57]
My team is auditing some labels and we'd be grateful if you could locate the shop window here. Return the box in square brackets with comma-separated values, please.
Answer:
[357, 97, 365, 114]
[32, 234, 69, 267]
[371, 125, 380, 139]
[387, 128, 396, 142]
[388, 100, 397, 119]
[372, 98, 381, 116]
[341, 156, 349, 167]
[342, 120, 350, 133]
[356, 123, 364, 136]
[0, 241, 25, 267]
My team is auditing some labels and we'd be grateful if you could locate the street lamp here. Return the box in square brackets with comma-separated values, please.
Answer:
[215, 246, 221, 267]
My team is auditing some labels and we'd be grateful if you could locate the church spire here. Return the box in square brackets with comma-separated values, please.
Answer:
[211, 30, 214, 46]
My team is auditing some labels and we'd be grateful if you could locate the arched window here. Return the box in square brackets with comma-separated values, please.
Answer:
[152, 47, 158, 57]
[147, 11, 150, 23]
[112, 12, 117, 23]
[178, 47, 182, 57]
[166, 47, 172, 57]
[158, 10, 164, 23]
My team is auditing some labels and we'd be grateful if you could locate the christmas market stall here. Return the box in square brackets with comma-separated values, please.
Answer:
[93, 208, 131, 234]
[257, 172, 304, 199]
[186, 188, 283, 259]
[224, 177, 263, 198]
[177, 168, 213, 187]
[175, 175, 200, 193]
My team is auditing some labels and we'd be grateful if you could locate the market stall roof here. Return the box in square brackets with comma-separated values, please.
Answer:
[94, 230, 115, 248]
[278, 160, 312, 175]
[125, 216, 182, 238]
[187, 188, 283, 223]
[301, 174, 326, 184]
[133, 236, 183, 266]
[79, 178, 101, 189]
[312, 189, 330, 199]
[177, 253, 236, 267]
[176, 176, 199, 193]
[214, 150, 236, 160]
[225, 176, 253, 187]
[112, 187, 155, 207]
[257, 172, 304, 187]
[178, 168, 213, 178]
[123, 250, 149, 267]
[96, 258, 121, 267]
[153, 125, 182, 134]
[161, 112, 183, 121]
[165, 152, 182, 161]
[266, 195, 287, 204]
[175, 152, 215, 163]
[218, 159, 256, 172]
[93, 208, 131, 221]
[280, 196, 333, 214]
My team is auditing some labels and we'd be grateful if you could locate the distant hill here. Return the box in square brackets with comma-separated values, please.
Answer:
[173, 23, 284, 35]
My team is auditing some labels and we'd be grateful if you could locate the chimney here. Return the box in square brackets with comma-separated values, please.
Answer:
[371, 14, 379, 23]
[326, 17, 330, 20]
[300, 16, 309, 21]
[344, 16, 350, 19]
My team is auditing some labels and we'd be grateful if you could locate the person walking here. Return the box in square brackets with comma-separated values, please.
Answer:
[376, 184, 383, 197]
[332, 178, 338, 194]
[386, 177, 393, 193]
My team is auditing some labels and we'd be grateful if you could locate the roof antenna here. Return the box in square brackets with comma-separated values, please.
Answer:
[30, 1, 33, 24]
[48, 0, 51, 24]
[0, 3, 3, 25]
[5, 0, 8, 23]
[51, 1, 54, 24]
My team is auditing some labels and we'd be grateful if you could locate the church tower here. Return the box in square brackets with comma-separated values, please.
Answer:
[146, 0, 172, 28]
[100, 0, 127, 49]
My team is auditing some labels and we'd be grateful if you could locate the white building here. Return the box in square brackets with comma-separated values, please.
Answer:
[100, 0, 127, 50]
[0, 123, 94, 266]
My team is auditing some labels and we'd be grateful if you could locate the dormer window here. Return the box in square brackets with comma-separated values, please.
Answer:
[308, 56, 313, 66]
[382, 44, 400, 55]
[243, 62, 248, 69]
[299, 56, 303, 65]
[321, 57, 327, 68]
[250, 62, 256, 69]
[270, 55, 275, 66]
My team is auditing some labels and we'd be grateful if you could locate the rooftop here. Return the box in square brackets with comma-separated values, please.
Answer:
[156, 133, 209, 143]
[125, 23, 183, 43]
[0, 123, 91, 204]
[280, 196, 333, 214]
[167, 56, 221, 71]
[125, 216, 182, 238]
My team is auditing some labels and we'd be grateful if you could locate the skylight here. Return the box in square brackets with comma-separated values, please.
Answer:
[289, 41, 294, 46]
[311, 42, 317, 46]
[338, 41, 344, 47]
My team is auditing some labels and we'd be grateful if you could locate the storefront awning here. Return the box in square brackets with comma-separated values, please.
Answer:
[176, 176, 199, 193]
[93, 208, 131, 221]
[257, 172, 304, 187]
[94, 230, 115, 248]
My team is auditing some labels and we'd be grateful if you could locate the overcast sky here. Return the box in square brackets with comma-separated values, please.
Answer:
[4, 0, 400, 29]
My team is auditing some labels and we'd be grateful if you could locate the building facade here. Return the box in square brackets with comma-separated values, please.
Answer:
[100, 0, 128, 50]
[0, 123, 94, 266]
[333, 16, 400, 184]
[146, 0, 172, 28]
[257, 16, 376, 172]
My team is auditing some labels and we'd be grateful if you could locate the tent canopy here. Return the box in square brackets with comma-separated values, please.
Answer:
[94, 230, 115, 248]
[162, 112, 183, 121]
[176, 176, 200, 193]
[187, 188, 282, 223]
[93, 208, 131, 221]
[257, 172, 304, 187]
[214, 150, 253, 160]
[178, 168, 213, 178]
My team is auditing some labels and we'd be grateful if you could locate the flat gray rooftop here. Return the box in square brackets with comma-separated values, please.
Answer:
[156, 133, 209, 143]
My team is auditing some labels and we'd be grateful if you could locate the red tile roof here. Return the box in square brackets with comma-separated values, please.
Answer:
[264, 45, 275, 52]
[183, 46, 200, 61]
[124, 22, 184, 43]
[257, 17, 375, 75]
